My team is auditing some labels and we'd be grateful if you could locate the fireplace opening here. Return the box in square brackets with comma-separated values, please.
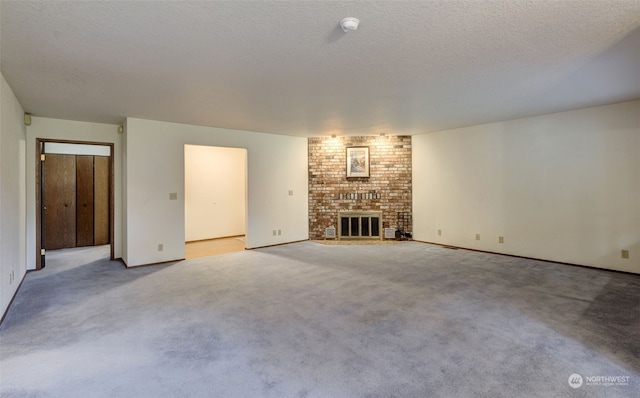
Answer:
[338, 211, 382, 240]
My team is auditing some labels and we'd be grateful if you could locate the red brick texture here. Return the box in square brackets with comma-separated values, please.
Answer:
[308, 136, 412, 239]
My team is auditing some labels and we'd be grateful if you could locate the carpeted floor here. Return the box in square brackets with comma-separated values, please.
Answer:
[1, 241, 638, 397]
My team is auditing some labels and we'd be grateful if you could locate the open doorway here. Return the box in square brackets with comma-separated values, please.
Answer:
[35, 140, 114, 269]
[184, 145, 247, 258]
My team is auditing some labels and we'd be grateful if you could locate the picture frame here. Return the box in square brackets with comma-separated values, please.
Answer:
[346, 146, 370, 178]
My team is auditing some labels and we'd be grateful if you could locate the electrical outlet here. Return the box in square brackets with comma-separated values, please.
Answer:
[438, 229, 442, 236]
[288, 190, 294, 196]
[621, 250, 629, 259]
[475, 234, 480, 240]
[278, 230, 281, 235]
[158, 244, 164, 251]
[498, 236, 504, 244]
[273, 230, 277, 236]
[169, 193, 178, 200]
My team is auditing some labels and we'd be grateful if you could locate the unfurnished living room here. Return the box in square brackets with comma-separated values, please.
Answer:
[1, 1, 639, 397]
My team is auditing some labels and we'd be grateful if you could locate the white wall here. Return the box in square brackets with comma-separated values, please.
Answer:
[26, 117, 122, 269]
[44, 142, 111, 156]
[413, 100, 640, 274]
[123, 118, 308, 267]
[1, 73, 27, 316]
[185, 145, 246, 242]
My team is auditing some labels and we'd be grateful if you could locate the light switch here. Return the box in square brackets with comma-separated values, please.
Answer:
[169, 193, 178, 200]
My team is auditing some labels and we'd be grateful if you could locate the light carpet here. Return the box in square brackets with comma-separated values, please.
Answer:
[1, 241, 638, 397]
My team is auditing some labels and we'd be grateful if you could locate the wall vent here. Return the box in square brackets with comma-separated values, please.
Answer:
[325, 227, 336, 239]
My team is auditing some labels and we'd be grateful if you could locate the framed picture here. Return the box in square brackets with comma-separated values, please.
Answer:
[346, 146, 370, 178]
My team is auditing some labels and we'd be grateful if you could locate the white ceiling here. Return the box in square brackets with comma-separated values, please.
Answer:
[2, 1, 639, 137]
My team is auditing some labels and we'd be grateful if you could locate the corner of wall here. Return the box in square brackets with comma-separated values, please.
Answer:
[0, 72, 28, 317]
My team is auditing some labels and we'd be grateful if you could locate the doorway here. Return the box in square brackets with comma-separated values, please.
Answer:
[184, 145, 247, 258]
[36, 139, 115, 269]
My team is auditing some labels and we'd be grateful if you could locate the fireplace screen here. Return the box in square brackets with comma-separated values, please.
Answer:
[338, 211, 382, 239]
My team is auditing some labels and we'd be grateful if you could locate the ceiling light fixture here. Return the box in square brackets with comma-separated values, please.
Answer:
[340, 17, 359, 32]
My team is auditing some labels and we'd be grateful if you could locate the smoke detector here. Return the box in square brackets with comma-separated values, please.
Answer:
[340, 17, 359, 32]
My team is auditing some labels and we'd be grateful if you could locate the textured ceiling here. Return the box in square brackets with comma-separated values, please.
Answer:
[1, 0, 639, 137]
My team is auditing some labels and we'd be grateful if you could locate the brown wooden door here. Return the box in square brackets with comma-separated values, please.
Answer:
[43, 152, 110, 251]
[76, 155, 95, 247]
[44, 154, 76, 249]
[94, 156, 110, 245]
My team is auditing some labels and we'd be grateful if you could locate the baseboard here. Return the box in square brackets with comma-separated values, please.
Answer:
[247, 239, 309, 250]
[0, 271, 28, 326]
[413, 240, 638, 276]
[124, 258, 186, 269]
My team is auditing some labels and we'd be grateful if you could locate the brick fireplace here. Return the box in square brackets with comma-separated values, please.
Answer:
[308, 136, 412, 240]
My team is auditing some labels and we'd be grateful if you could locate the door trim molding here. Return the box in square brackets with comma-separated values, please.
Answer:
[36, 138, 115, 269]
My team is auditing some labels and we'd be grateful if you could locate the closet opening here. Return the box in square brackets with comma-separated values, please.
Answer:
[35, 139, 114, 269]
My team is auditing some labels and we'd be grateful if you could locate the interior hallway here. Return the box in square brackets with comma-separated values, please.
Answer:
[185, 236, 245, 259]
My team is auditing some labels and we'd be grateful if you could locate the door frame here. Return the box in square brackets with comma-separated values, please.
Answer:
[36, 138, 115, 270]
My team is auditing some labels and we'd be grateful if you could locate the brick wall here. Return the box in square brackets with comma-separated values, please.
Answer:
[308, 136, 412, 239]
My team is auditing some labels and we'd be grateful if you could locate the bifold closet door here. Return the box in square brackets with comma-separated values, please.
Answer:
[76, 155, 95, 247]
[44, 154, 77, 250]
[44, 153, 110, 249]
